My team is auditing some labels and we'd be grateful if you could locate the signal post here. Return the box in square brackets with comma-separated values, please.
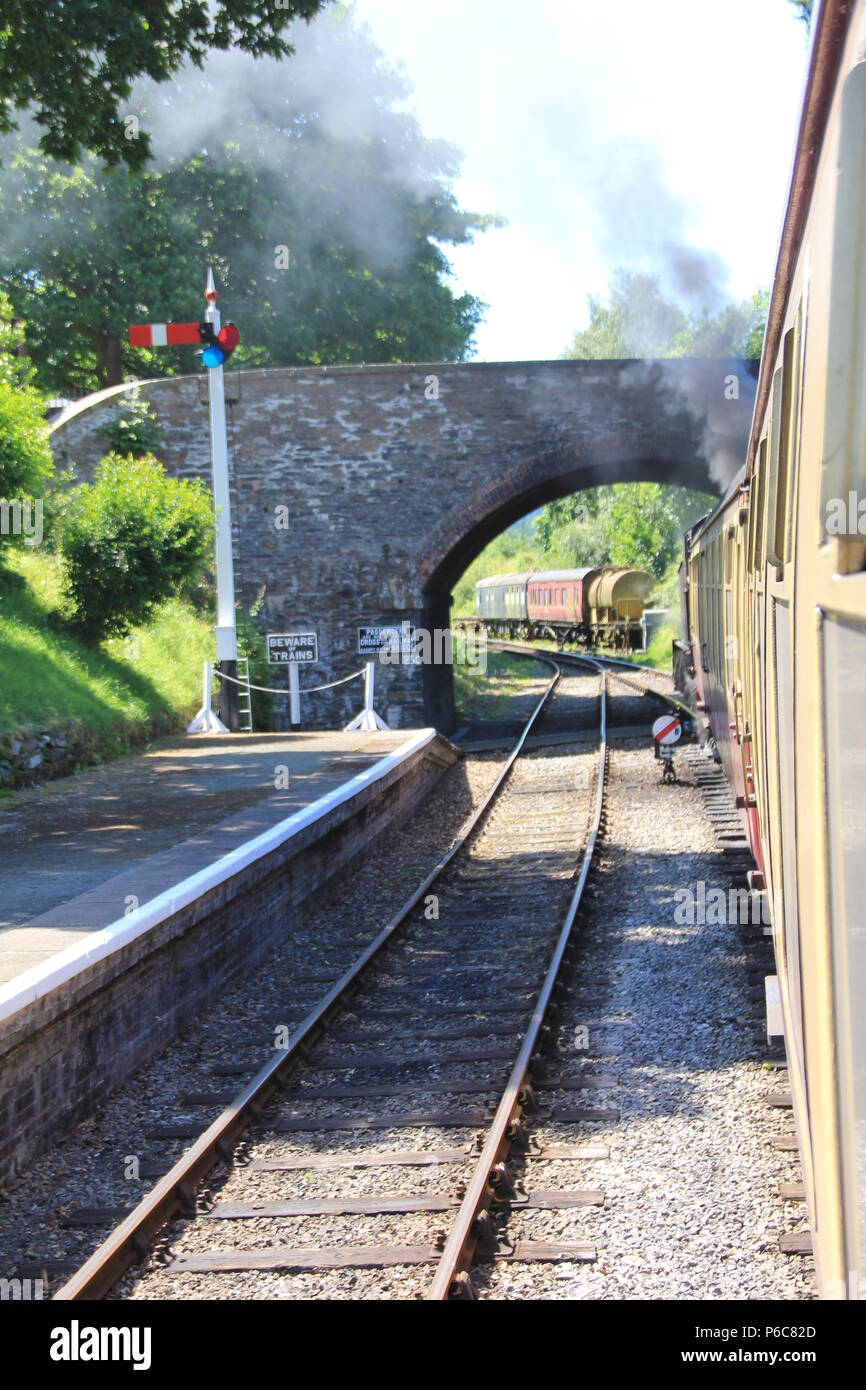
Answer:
[128, 268, 241, 731]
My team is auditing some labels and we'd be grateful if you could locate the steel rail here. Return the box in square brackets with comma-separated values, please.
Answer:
[492, 639, 695, 725]
[426, 656, 608, 1299]
[53, 654, 562, 1301]
[582, 654, 695, 724]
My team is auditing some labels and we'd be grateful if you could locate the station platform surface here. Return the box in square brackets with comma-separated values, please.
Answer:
[0, 729, 413, 989]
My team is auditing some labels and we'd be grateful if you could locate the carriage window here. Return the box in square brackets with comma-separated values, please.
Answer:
[820, 58, 866, 574]
[562, 589, 566, 604]
[765, 366, 783, 567]
[757, 440, 768, 571]
[717, 539, 722, 675]
[769, 323, 797, 570]
[751, 441, 768, 572]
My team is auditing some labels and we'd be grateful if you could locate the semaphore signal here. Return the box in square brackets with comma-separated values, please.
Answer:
[128, 318, 239, 364]
[127, 267, 241, 733]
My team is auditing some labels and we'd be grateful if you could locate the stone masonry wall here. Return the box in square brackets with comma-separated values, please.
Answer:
[51, 359, 755, 730]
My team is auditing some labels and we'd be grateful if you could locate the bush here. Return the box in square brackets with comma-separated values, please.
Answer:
[0, 302, 54, 568]
[60, 453, 213, 641]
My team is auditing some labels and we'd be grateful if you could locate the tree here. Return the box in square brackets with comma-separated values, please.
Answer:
[534, 484, 712, 579]
[789, 1, 813, 33]
[0, 14, 496, 394]
[565, 272, 688, 360]
[102, 389, 166, 459]
[563, 269, 766, 361]
[0, 0, 327, 170]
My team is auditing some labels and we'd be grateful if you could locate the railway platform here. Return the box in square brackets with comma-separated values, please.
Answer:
[0, 729, 415, 986]
[0, 726, 458, 1183]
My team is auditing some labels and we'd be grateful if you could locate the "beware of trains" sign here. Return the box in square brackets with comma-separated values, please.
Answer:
[266, 632, 318, 664]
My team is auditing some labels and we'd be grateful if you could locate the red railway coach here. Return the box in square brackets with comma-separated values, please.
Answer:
[474, 566, 655, 649]
[526, 569, 587, 625]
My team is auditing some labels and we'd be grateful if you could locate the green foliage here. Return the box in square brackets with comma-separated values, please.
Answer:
[0, 292, 54, 568]
[535, 484, 712, 580]
[563, 270, 766, 361]
[0, 13, 498, 394]
[0, 0, 327, 169]
[0, 548, 212, 738]
[739, 289, 770, 359]
[567, 273, 688, 360]
[236, 589, 273, 730]
[605, 484, 702, 575]
[102, 389, 166, 458]
[60, 453, 213, 641]
[789, 0, 813, 33]
[0, 379, 53, 502]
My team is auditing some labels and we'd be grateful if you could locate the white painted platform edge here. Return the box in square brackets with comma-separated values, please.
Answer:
[0, 728, 437, 1027]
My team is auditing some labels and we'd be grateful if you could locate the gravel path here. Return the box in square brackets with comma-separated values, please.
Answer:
[477, 734, 814, 1300]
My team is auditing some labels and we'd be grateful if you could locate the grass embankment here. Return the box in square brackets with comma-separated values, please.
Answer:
[452, 647, 550, 721]
[0, 549, 212, 740]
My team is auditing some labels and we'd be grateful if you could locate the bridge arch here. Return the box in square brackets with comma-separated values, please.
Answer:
[412, 435, 727, 729]
[50, 357, 754, 732]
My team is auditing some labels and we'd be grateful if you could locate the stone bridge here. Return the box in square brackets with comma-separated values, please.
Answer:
[51, 358, 756, 732]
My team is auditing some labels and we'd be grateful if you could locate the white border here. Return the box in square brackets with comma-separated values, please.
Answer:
[0, 729, 437, 1028]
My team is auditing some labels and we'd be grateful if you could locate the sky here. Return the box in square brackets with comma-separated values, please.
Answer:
[352, 0, 812, 361]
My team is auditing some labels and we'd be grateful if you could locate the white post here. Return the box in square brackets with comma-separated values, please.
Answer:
[289, 663, 301, 726]
[205, 267, 238, 668]
[187, 660, 229, 734]
[344, 660, 390, 732]
[363, 660, 374, 711]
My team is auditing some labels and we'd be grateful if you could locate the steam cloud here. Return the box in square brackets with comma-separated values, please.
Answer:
[125, 13, 464, 272]
[588, 140, 731, 319]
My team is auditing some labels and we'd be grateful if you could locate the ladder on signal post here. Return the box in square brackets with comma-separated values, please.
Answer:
[237, 655, 253, 732]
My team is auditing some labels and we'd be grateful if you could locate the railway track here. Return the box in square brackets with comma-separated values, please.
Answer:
[490, 640, 691, 717]
[26, 646, 796, 1303]
[48, 655, 622, 1301]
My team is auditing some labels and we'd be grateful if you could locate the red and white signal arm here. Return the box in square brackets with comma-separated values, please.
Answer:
[128, 322, 203, 347]
[653, 714, 682, 746]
